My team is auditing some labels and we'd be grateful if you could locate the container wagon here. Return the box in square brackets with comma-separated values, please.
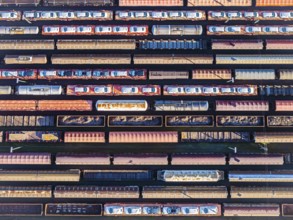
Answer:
[0, 186, 51, 198]
[171, 154, 226, 165]
[217, 55, 293, 64]
[108, 115, 163, 127]
[149, 71, 189, 80]
[152, 25, 202, 35]
[223, 203, 280, 217]
[235, 69, 276, 80]
[119, 0, 184, 6]
[113, 154, 168, 165]
[256, 0, 293, 6]
[57, 39, 136, 50]
[142, 186, 227, 199]
[231, 187, 293, 199]
[45, 203, 102, 216]
[154, 100, 209, 111]
[113, 84, 160, 96]
[229, 170, 293, 182]
[83, 170, 153, 181]
[0, 153, 51, 165]
[4, 55, 47, 64]
[134, 54, 213, 65]
[188, 0, 252, 6]
[0, 69, 37, 79]
[216, 100, 269, 111]
[51, 54, 131, 65]
[96, 100, 148, 112]
[181, 131, 251, 142]
[229, 154, 284, 165]
[0, 170, 80, 182]
[0, 203, 43, 216]
[157, 170, 224, 182]
[38, 69, 92, 80]
[0, 0, 40, 6]
[192, 69, 232, 80]
[64, 132, 105, 143]
[92, 69, 147, 80]
[109, 131, 178, 143]
[212, 40, 263, 50]
[0, 26, 39, 34]
[255, 132, 293, 143]
[67, 85, 113, 96]
[44, 0, 114, 6]
[55, 153, 109, 165]
[57, 115, 105, 127]
[6, 131, 61, 143]
[0, 40, 54, 50]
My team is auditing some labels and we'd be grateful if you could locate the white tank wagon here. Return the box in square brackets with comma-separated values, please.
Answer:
[4, 55, 47, 64]
[0, 86, 12, 95]
[56, 153, 110, 165]
[0, 40, 54, 50]
[235, 69, 276, 80]
[229, 154, 284, 165]
[231, 187, 293, 199]
[154, 100, 208, 111]
[51, 54, 131, 64]
[0, 186, 52, 198]
[0, 170, 80, 182]
[152, 25, 202, 35]
[57, 39, 136, 50]
[229, 170, 293, 182]
[0, 153, 51, 165]
[16, 85, 62, 95]
[217, 55, 293, 64]
[0, 26, 39, 34]
[134, 54, 213, 65]
[96, 100, 148, 112]
[54, 185, 139, 199]
[157, 170, 224, 182]
[279, 69, 293, 80]
[142, 186, 227, 199]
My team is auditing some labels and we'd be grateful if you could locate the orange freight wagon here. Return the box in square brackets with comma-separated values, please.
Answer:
[256, 0, 293, 6]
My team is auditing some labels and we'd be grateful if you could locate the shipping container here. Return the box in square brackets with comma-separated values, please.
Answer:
[255, 132, 293, 143]
[0, 115, 54, 127]
[119, 0, 184, 6]
[216, 115, 265, 127]
[0, 153, 51, 165]
[0, 0, 40, 6]
[134, 54, 213, 65]
[212, 40, 263, 50]
[57, 115, 105, 127]
[38, 100, 92, 111]
[16, 85, 62, 95]
[45, 203, 102, 216]
[267, 116, 293, 127]
[166, 115, 213, 127]
[229, 170, 293, 182]
[266, 40, 293, 50]
[260, 85, 293, 96]
[229, 154, 284, 165]
[0, 203, 43, 216]
[0, 186, 51, 198]
[223, 203, 280, 217]
[217, 55, 293, 64]
[171, 154, 226, 165]
[56, 153, 109, 165]
[279, 69, 293, 80]
[235, 69, 276, 80]
[6, 131, 61, 143]
[216, 100, 269, 111]
[181, 131, 251, 142]
[108, 115, 163, 127]
[188, 0, 252, 6]
[154, 100, 209, 111]
[256, 0, 293, 6]
[0, 40, 54, 50]
[0, 26, 39, 34]
[139, 39, 205, 50]
[0, 170, 80, 182]
[109, 131, 178, 143]
[231, 187, 293, 199]
[83, 170, 153, 181]
[149, 71, 189, 80]
[157, 170, 224, 182]
[54, 186, 139, 199]
[192, 69, 232, 80]
[57, 39, 136, 50]
[64, 132, 105, 143]
[276, 100, 293, 111]
[44, 0, 114, 6]
[51, 54, 130, 64]
[282, 204, 293, 217]
[113, 154, 168, 165]
[152, 25, 202, 35]
[142, 186, 227, 199]
[0, 100, 36, 111]
[96, 100, 148, 112]
[4, 55, 47, 64]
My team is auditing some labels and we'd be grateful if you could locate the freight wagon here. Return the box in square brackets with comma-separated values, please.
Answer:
[16, 85, 62, 95]
[67, 85, 113, 96]
[229, 170, 293, 182]
[96, 100, 148, 111]
[4, 55, 47, 64]
[43, 0, 114, 6]
[0, 203, 43, 216]
[0, 186, 51, 198]
[216, 116, 265, 127]
[0, 153, 51, 165]
[119, 0, 184, 6]
[255, 132, 293, 143]
[266, 40, 293, 50]
[6, 131, 61, 143]
[154, 100, 209, 111]
[229, 154, 284, 165]
[113, 85, 161, 96]
[0, 40, 54, 50]
[38, 69, 92, 80]
[0, 0, 40, 6]
[280, 69, 293, 80]
[235, 69, 276, 80]
[139, 40, 206, 50]
[256, 0, 293, 6]
[192, 69, 232, 80]
[149, 71, 189, 80]
[165, 115, 213, 127]
[92, 69, 147, 80]
[171, 154, 226, 165]
[0, 11, 21, 21]
[108, 115, 163, 127]
[181, 131, 251, 142]
[45, 203, 102, 216]
[64, 132, 105, 143]
[113, 154, 168, 165]
[57, 115, 105, 127]
[0, 26, 39, 34]
[0, 69, 37, 79]
[276, 100, 293, 111]
[216, 55, 293, 64]
[216, 101, 269, 111]
[56, 153, 109, 165]
[231, 187, 293, 199]
[267, 116, 293, 127]
[152, 25, 202, 35]
[83, 170, 153, 181]
[211, 40, 263, 50]
[188, 0, 252, 6]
